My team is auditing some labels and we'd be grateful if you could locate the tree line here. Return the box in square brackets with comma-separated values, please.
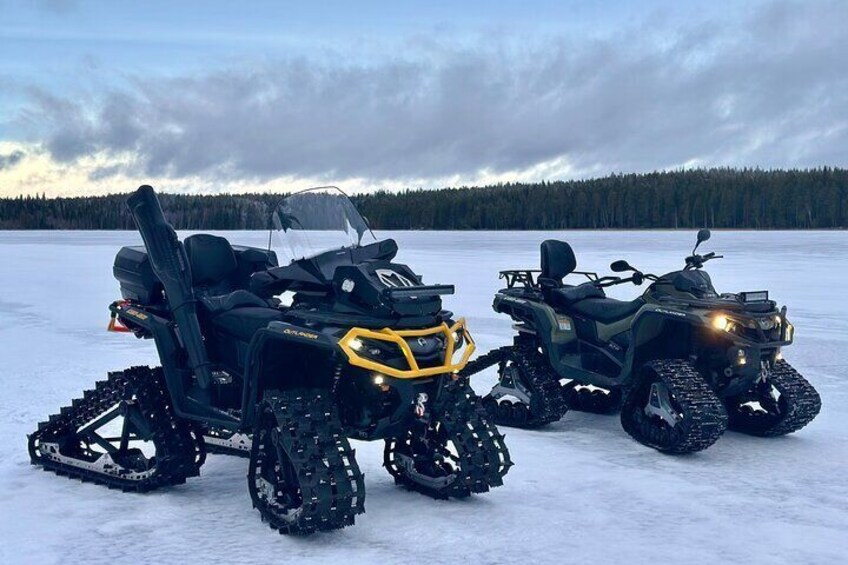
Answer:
[1, 168, 846, 230]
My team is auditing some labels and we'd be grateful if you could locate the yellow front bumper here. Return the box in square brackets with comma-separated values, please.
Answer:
[338, 318, 476, 379]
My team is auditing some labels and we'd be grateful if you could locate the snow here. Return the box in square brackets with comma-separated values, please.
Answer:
[1, 230, 846, 564]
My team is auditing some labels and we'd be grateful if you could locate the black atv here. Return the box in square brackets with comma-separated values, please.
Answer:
[29, 185, 510, 535]
[469, 229, 820, 453]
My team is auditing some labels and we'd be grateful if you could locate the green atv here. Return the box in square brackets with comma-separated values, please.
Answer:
[467, 229, 821, 453]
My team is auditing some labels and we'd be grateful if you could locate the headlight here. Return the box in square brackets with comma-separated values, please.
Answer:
[451, 330, 464, 348]
[712, 314, 730, 331]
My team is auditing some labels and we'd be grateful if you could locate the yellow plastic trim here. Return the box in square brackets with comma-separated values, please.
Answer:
[338, 318, 476, 379]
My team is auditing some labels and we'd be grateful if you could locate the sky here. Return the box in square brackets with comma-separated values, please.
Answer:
[0, 0, 846, 197]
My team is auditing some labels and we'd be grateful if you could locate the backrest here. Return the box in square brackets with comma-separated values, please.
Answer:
[540, 240, 577, 282]
[184, 234, 238, 290]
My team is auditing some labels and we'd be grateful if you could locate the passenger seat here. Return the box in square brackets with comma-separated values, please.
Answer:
[184, 234, 273, 314]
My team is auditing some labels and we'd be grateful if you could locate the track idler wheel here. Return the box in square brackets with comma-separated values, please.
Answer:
[483, 347, 568, 429]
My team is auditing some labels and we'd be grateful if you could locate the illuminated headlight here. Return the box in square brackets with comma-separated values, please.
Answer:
[373, 374, 385, 386]
[736, 349, 747, 365]
[775, 350, 783, 361]
[451, 330, 464, 348]
[349, 338, 364, 351]
[712, 315, 730, 331]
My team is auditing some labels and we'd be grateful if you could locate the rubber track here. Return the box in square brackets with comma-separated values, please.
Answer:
[620, 359, 728, 454]
[458, 346, 511, 379]
[28, 366, 204, 492]
[384, 377, 512, 498]
[727, 360, 821, 437]
[249, 389, 365, 535]
[435, 378, 512, 493]
[472, 344, 568, 429]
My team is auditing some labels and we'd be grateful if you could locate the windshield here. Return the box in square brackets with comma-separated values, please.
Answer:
[270, 186, 377, 262]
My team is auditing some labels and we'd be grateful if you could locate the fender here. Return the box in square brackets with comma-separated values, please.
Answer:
[240, 321, 338, 426]
[494, 293, 576, 345]
[494, 292, 604, 383]
[621, 304, 706, 384]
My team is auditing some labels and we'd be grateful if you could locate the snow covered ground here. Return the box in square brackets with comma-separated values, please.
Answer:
[1, 230, 846, 564]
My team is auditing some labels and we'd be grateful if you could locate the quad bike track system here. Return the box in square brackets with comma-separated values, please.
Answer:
[28, 185, 511, 535]
[461, 231, 820, 454]
[27, 187, 820, 535]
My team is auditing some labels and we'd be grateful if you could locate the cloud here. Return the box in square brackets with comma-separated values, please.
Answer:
[15, 0, 848, 191]
[0, 149, 25, 170]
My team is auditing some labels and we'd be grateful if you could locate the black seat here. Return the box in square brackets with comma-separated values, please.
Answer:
[540, 240, 577, 282]
[184, 234, 270, 314]
[210, 307, 284, 342]
[183, 235, 283, 371]
[538, 239, 643, 324]
[571, 297, 645, 324]
[548, 283, 606, 310]
[540, 239, 607, 308]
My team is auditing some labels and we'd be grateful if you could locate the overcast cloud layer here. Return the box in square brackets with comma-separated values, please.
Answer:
[2, 0, 847, 196]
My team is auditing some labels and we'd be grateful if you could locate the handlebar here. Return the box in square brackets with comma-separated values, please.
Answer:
[593, 272, 657, 288]
[594, 276, 622, 287]
[685, 252, 723, 269]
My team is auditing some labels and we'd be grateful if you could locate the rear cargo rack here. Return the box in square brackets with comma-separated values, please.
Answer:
[499, 269, 599, 289]
[499, 270, 541, 289]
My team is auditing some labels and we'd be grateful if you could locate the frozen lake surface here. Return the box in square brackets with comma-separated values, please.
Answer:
[0, 230, 846, 564]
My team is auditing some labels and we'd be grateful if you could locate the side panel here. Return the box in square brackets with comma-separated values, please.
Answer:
[241, 322, 339, 425]
[494, 293, 578, 345]
[624, 305, 704, 382]
[494, 293, 603, 382]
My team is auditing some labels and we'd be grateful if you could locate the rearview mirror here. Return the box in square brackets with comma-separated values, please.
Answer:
[610, 260, 632, 272]
[693, 228, 711, 253]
